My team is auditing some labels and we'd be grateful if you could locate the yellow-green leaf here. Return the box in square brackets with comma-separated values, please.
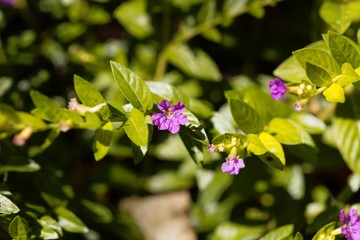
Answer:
[323, 83, 345, 103]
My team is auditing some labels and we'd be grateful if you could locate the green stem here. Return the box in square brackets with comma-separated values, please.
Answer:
[153, 0, 279, 80]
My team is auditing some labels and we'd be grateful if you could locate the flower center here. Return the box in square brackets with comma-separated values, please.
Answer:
[166, 108, 173, 117]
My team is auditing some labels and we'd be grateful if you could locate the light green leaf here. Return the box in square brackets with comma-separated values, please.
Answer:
[323, 118, 360, 174]
[211, 104, 237, 134]
[268, 118, 315, 147]
[305, 62, 332, 87]
[123, 108, 148, 147]
[165, 43, 221, 81]
[197, 0, 216, 23]
[145, 171, 193, 193]
[74, 75, 105, 107]
[311, 222, 336, 240]
[293, 48, 340, 78]
[223, 0, 249, 18]
[334, 63, 360, 86]
[55, 206, 88, 233]
[132, 125, 152, 165]
[170, 0, 204, 9]
[323, 83, 345, 103]
[290, 112, 326, 134]
[110, 61, 153, 112]
[211, 221, 265, 240]
[320, 1, 352, 34]
[0, 194, 20, 214]
[37, 215, 63, 239]
[8, 216, 27, 240]
[146, 81, 190, 107]
[328, 31, 360, 68]
[93, 121, 113, 161]
[246, 134, 267, 155]
[273, 55, 307, 83]
[258, 132, 285, 170]
[229, 98, 264, 134]
[259, 224, 294, 240]
[201, 27, 222, 43]
[113, 0, 153, 38]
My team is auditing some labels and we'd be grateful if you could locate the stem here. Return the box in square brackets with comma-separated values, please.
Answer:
[153, 0, 280, 80]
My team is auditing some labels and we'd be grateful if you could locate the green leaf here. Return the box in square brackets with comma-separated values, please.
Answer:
[294, 232, 304, 240]
[290, 112, 326, 134]
[320, 1, 352, 34]
[323, 118, 360, 174]
[273, 55, 307, 83]
[181, 110, 209, 145]
[81, 200, 113, 224]
[37, 215, 63, 239]
[110, 61, 153, 112]
[323, 83, 345, 103]
[113, 0, 153, 39]
[1, 158, 41, 173]
[165, 43, 221, 81]
[28, 129, 61, 157]
[8, 216, 27, 240]
[212, 133, 246, 146]
[211, 221, 265, 240]
[258, 132, 285, 170]
[328, 31, 360, 68]
[305, 62, 332, 87]
[229, 98, 264, 134]
[334, 63, 360, 86]
[246, 134, 267, 155]
[293, 48, 340, 78]
[74, 75, 105, 107]
[145, 171, 193, 193]
[0, 194, 20, 214]
[55, 206, 88, 233]
[124, 108, 149, 147]
[93, 121, 113, 161]
[267, 118, 315, 147]
[259, 224, 294, 240]
[211, 104, 237, 134]
[131, 125, 152, 165]
[179, 131, 204, 165]
[146, 81, 190, 107]
[170, 0, 204, 9]
[223, 0, 249, 18]
[311, 222, 336, 240]
[197, 0, 216, 23]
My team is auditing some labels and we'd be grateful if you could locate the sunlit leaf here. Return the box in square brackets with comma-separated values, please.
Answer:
[328, 31, 360, 68]
[8, 216, 27, 240]
[55, 207, 88, 233]
[123, 108, 148, 147]
[0, 194, 20, 215]
[93, 121, 113, 161]
[259, 224, 294, 240]
[323, 83, 345, 103]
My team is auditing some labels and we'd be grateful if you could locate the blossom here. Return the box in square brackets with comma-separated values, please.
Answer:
[68, 98, 106, 115]
[269, 77, 287, 100]
[0, 0, 15, 6]
[339, 208, 360, 240]
[221, 156, 245, 175]
[151, 100, 188, 134]
[207, 144, 217, 153]
[13, 127, 32, 146]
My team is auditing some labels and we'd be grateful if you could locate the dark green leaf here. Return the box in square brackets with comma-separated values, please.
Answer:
[229, 98, 264, 134]
[305, 62, 332, 87]
[293, 48, 340, 78]
[110, 61, 153, 112]
[28, 129, 61, 157]
[328, 31, 360, 68]
[179, 131, 204, 165]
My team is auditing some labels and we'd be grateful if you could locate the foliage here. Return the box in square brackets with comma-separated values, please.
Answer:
[1, 0, 360, 239]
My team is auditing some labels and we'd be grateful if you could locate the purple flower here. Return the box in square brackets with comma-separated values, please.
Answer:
[221, 156, 245, 175]
[340, 208, 360, 240]
[0, 0, 15, 6]
[269, 77, 287, 100]
[151, 100, 188, 134]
